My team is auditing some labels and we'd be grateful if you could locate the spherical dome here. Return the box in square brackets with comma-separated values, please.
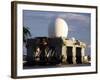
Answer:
[48, 17, 68, 38]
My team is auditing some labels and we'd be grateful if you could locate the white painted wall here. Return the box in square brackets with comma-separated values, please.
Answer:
[0, 0, 100, 80]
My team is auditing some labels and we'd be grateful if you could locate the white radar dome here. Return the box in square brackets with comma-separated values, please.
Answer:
[48, 17, 68, 38]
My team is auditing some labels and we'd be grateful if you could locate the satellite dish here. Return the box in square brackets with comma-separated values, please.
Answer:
[48, 17, 68, 38]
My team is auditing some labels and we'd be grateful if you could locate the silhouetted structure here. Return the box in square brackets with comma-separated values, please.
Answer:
[25, 37, 86, 65]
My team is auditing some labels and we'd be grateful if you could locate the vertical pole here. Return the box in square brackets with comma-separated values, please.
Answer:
[81, 47, 85, 63]
[73, 46, 76, 64]
[62, 45, 67, 63]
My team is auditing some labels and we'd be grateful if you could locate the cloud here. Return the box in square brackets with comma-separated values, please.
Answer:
[57, 13, 90, 24]
[24, 10, 90, 25]
[23, 10, 56, 19]
[68, 25, 76, 32]
[87, 44, 91, 48]
[24, 10, 90, 34]
[67, 13, 89, 20]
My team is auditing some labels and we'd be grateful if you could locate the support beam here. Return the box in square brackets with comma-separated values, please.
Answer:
[62, 45, 67, 63]
[81, 47, 85, 63]
[72, 46, 76, 64]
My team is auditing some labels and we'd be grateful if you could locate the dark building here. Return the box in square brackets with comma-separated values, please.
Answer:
[25, 37, 86, 65]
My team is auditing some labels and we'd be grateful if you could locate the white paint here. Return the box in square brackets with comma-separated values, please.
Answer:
[49, 18, 68, 38]
[55, 18, 68, 37]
